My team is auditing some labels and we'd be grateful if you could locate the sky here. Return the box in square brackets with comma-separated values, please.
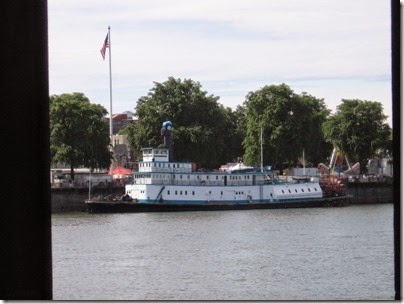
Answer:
[48, 0, 393, 126]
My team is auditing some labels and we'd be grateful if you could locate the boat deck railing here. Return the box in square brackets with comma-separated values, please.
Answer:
[129, 179, 272, 187]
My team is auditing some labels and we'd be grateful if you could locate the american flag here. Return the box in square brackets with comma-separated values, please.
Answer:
[100, 33, 109, 60]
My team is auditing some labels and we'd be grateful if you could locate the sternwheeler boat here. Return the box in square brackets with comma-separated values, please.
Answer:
[86, 122, 350, 213]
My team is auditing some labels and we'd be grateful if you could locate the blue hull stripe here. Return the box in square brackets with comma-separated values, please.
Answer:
[135, 197, 325, 205]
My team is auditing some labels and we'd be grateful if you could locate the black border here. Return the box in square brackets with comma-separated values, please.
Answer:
[1, 0, 52, 299]
[392, 0, 401, 300]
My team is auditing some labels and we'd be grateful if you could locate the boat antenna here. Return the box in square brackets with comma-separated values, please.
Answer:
[260, 126, 263, 173]
[88, 168, 92, 200]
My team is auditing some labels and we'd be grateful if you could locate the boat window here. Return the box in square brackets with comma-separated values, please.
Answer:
[295, 189, 298, 193]
[192, 191, 195, 195]
[301, 189, 304, 192]
[180, 191, 182, 195]
[308, 188, 311, 192]
[175, 191, 177, 195]
[314, 188, 317, 191]
[167, 190, 170, 195]
[185, 191, 187, 195]
[288, 190, 291, 193]
[282, 190, 284, 193]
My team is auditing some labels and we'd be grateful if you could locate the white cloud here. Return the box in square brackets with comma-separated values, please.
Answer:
[48, 0, 392, 125]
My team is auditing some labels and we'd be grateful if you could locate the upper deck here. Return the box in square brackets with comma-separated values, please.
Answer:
[139, 148, 193, 173]
[142, 148, 170, 162]
[135, 147, 279, 186]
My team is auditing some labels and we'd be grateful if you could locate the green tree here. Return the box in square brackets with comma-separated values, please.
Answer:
[124, 77, 241, 168]
[322, 99, 391, 172]
[242, 84, 331, 169]
[50, 92, 112, 179]
[221, 105, 246, 162]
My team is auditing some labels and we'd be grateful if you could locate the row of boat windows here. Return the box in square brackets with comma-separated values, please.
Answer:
[281, 188, 318, 193]
[134, 174, 251, 180]
[165, 190, 245, 196]
[140, 162, 190, 168]
[138, 189, 317, 196]
[143, 149, 168, 156]
[167, 190, 195, 196]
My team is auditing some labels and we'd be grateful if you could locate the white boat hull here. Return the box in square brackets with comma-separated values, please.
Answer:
[125, 182, 323, 204]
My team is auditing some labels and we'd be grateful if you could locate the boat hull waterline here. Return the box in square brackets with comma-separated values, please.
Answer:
[85, 196, 350, 213]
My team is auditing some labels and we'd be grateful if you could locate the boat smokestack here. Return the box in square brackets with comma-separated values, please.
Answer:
[161, 121, 174, 161]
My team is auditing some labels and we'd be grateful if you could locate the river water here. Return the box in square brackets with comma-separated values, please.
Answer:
[52, 204, 395, 300]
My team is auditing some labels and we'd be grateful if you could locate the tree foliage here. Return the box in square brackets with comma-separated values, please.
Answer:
[242, 84, 331, 168]
[124, 77, 243, 168]
[50, 92, 112, 178]
[322, 99, 392, 170]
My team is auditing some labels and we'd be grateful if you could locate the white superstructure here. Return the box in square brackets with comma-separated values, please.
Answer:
[125, 148, 323, 205]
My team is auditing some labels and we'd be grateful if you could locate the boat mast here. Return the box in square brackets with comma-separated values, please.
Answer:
[260, 126, 263, 173]
[88, 169, 92, 200]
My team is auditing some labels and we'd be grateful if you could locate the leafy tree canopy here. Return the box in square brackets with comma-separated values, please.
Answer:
[322, 99, 392, 170]
[242, 84, 331, 168]
[50, 92, 112, 178]
[124, 77, 243, 168]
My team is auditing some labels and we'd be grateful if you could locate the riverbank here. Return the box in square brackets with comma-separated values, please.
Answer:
[51, 181, 393, 213]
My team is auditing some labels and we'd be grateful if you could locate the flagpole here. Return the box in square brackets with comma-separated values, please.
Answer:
[108, 26, 113, 146]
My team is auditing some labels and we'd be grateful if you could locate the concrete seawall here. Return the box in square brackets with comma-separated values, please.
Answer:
[51, 186, 125, 212]
[51, 183, 393, 213]
[346, 182, 393, 204]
